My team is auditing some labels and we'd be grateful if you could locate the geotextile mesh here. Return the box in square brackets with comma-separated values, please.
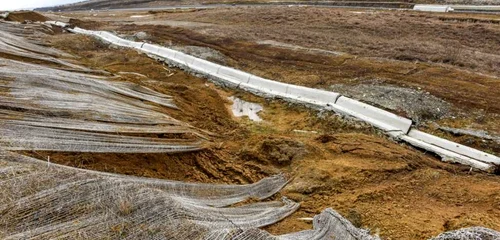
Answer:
[1, 19, 499, 240]
[0, 23, 205, 153]
[430, 227, 500, 240]
[0, 150, 297, 239]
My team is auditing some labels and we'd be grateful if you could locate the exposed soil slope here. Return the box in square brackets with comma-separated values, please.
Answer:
[54, 6, 500, 153]
[3, 8, 499, 239]
[17, 29, 500, 239]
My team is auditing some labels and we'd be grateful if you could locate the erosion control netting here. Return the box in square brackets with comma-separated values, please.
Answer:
[430, 227, 500, 240]
[2, 142, 498, 239]
[0, 57, 204, 153]
[0, 150, 296, 239]
[1, 19, 499, 239]
[0, 21, 206, 153]
[0, 22, 92, 70]
[0, 150, 402, 240]
[0, 20, 53, 41]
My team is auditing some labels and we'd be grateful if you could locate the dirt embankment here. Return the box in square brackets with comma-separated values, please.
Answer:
[266, 132, 500, 238]
[100, 12, 499, 118]
[22, 30, 500, 239]
[59, 9, 500, 124]
[58, 6, 498, 153]
[4, 11, 49, 22]
[68, 18, 105, 29]
[97, 21, 498, 154]
[128, 23, 499, 114]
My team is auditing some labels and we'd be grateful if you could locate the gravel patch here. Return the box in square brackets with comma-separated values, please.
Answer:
[330, 83, 451, 124]
[171, 45, 227, 64]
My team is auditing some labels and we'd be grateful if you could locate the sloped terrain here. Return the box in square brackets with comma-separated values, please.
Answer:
[52, 6, 500, 154]
[0, 18, 301, 240]
[36, 0, 500, 12]
[0, 21, 204, 154]
[1, 10, 500, 240]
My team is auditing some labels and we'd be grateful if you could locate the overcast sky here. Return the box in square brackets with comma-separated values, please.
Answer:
[1, 0, 84, 11]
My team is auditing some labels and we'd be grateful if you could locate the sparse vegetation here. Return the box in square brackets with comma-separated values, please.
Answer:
[1, 7, 499, 240]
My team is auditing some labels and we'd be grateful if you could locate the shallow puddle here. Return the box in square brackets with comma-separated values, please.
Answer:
[228, 97, 263, 122]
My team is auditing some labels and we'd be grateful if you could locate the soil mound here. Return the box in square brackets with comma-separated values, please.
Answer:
[68, 18, 104, 29]
[239, 138, 307, 166]
[5, 11, 49, 22]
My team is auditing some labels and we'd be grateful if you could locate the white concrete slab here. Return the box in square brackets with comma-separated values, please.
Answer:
[408, 130, 500, 165]
[334, 96, 412, 133]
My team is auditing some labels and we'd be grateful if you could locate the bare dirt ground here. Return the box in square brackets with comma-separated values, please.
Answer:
[35, 0, 414, 12]
[6, 10, 500, 239]
[47, 6, 500, 154]
[35, 0, 500, 12]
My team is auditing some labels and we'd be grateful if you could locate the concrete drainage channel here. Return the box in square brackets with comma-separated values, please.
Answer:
[49, 22, 499, 172]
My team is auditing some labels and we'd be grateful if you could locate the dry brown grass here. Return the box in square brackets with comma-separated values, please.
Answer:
[151, 7, 500, 76]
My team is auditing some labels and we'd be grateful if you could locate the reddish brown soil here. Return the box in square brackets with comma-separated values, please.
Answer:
[24, 150, 277, 184]
[265, 132, 500, 239]
[14, 14, 500, 240]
